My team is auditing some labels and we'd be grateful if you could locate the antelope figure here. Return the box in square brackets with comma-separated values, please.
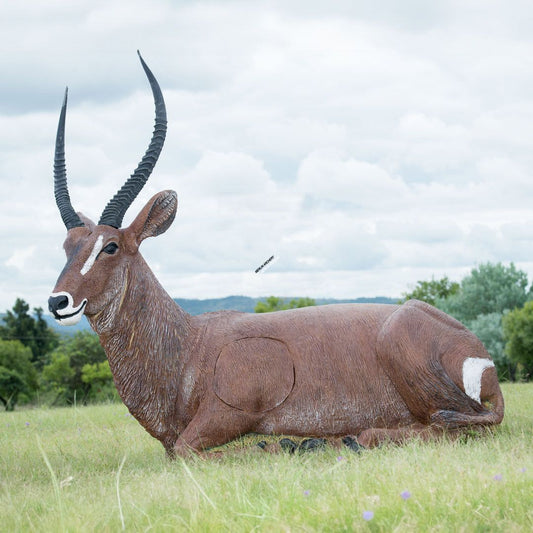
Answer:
[49, 53, 504, 458]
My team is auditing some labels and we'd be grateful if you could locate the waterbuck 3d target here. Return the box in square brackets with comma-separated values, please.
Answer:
[48, 53, 504, 458]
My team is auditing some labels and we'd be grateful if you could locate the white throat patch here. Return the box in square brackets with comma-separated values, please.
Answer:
[462, 357, 495, 404]
[80, 235, 104, 276]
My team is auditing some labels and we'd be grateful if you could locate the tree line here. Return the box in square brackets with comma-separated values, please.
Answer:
[399, 262, 533, 381]
[0, 299, 116, 410]
[1, 261, 532, 410]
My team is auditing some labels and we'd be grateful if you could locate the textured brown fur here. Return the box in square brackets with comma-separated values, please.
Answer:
[50, 190, 504, 457]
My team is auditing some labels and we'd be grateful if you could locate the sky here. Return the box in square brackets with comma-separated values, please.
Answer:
[1, 0, 533, 313]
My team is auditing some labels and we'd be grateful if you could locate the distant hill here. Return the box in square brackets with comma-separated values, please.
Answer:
[174, 296, 259, 314]
[27, 295, 398, 334]
[174, 295, 397, 315]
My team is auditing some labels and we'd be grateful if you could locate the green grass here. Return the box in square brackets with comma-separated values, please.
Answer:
[1, 383, 531, 532]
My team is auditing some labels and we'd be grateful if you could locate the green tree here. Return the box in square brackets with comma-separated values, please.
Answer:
[0, 339, 38, 410]
[82, 361, 118, 402]
[41, 352, 75, 403]
[440, 263, 531, 324]
[399, 263, 532, 382]
[255, 296, 316, 313]
[33, 307, 59, 367]
[468, 312, 515, 381]
[41, 331, 112, 404]
[0, 298, 59, 368]
[399, 276, 459, 306]
[502, 301, 533, 380]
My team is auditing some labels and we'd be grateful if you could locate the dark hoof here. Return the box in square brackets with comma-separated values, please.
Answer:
[256, 440, 267, 450]
[280, 438, 298, 454]
[342, 436, 364, 453]
[299, 438, 326, 452]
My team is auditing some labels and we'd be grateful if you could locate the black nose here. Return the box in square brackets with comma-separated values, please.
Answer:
[48, 295, 69, 314]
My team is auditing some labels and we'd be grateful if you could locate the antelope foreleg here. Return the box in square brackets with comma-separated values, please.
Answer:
[171, 402, 255, 459]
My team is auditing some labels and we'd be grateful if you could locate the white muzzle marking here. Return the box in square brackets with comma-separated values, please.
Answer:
[80, 235, 104, 276]
[50, 291, 87, 325]
[463, 357, 495, 403]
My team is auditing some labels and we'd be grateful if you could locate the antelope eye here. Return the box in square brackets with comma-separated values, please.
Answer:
[102, 242, 119, 255]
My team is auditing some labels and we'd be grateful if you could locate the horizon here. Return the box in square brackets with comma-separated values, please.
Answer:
[1, 293, 400, 317]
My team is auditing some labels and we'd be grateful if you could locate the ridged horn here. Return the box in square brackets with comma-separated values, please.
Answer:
[54, 88, 85, 230]
[98, 51, 167, 228]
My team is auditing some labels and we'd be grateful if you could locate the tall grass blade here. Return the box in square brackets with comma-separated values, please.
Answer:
[180, 459, 217, 510]
[116, 454, 127, 531]
[36, 435, 65, 531]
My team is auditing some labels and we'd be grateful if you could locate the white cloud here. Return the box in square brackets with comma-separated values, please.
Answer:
[183, 151, 274, 196]
[2, 0, 533, 312]
[296, 150, 409, 209]
[397, 113, 472, 174]
[5, 247, 36, 270]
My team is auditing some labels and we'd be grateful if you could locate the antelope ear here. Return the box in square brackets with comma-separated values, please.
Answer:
[127, 190, 177, 245]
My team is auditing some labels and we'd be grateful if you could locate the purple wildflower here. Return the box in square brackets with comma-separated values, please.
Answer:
[303, 490, 310, 496]
[337, 456, 344, 461]
[362, 511, 374, 521]
[401, 490, 411, 500]
[25, 422, 30, 427]
[493, 474, 503, 481]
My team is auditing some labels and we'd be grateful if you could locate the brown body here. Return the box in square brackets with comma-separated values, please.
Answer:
[48, 55, 504, 457]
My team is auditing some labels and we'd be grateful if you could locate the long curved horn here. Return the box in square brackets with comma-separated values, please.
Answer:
[98, 51, 167, 228]
[54, 88, 85, 230]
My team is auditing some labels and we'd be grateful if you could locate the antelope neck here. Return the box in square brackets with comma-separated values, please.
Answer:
[88, 255, 191, 343]
[87, 257, 192, 437]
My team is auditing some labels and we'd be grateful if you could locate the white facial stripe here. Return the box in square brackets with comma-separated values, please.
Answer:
[463, 357, 495, 403]
[80, 235, 104, 276]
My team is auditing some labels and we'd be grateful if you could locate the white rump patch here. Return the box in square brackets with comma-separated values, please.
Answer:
[81, 235, 103, 276]
[462, 357, 495, 403]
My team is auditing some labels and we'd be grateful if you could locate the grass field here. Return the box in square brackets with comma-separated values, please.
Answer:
[1, 383, 531, 532]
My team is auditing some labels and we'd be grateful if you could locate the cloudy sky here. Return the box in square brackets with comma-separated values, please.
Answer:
[1, 0, 533, 313]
